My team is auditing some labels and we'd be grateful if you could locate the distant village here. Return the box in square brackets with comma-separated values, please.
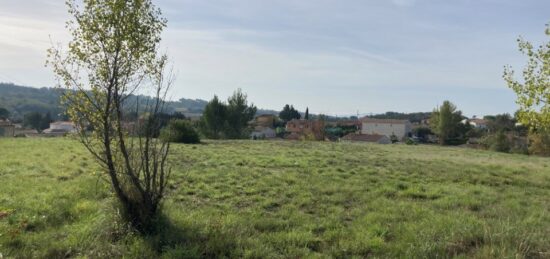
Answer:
[0, 84, 527, 154]
[248, 114, 496, 145]
[0, 112, 497, 145]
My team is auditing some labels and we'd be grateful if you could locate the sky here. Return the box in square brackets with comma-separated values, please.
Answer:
[0, 0, 549, 117]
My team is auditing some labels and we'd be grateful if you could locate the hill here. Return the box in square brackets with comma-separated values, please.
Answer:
[370, 111, 432, 123]
[0, 139, 548, 258]
[0, 83, 278, 120]
[0, 83, 64, 120]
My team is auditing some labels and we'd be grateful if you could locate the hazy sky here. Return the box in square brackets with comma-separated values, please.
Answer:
[0, 0, 549, 116]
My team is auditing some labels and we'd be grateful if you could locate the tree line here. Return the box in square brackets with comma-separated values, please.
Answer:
[200, 89, 257, 139]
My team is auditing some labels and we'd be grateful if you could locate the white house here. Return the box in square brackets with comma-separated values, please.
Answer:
[461, 118, 488, 129]
[361, 118, 411, 140]
[43, 121, 77, 135]
[251, 126, 276, 139]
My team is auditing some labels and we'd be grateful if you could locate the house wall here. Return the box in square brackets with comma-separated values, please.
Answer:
[251, 128, 276, 139]
[285, 120, 325, 140]
[50, 123, 76, 132]
[361, 122, 411, 139]
[0, 125, 15, 137]
[471, 122, 487, 129]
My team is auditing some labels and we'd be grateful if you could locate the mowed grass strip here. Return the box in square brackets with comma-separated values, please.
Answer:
[1, 138, 549, 258]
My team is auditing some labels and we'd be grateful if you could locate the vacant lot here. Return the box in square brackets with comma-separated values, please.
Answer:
[1, 138, 549, 258]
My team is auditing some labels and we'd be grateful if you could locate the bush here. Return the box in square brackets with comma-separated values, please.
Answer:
[405, 138, 417, 145]
[528, 131, 550, 156]
[481, 131, 511, 153]
[161, 119, 200, 144]
[411, 127, 432, 142]
[301, 132, 318, 141]
[275, 127, 286, 138]
[490, 131, 511, 153]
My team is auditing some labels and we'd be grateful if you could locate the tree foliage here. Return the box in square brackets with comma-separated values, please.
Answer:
[41, 112, 53, 130]
[161, 119, 200, 144]
[0, 107, 9, 120]
[23, 112, 44, 131]
[201, 95, 227, 139]
[485, 113, 515, 133]
[200, 90, 256, 139]
[371, 111, 431, 124]
[47, 0, 172, 233]
[279, 104, 301, 122]
[504, 24, 550, 132]
[141, 112, 185, 137]
[430, 101, 467, 145]
[411, 126, 433, 142]
[482, 130, 512, 153]
[225, 89, 257, 138]
[23, 112, 52, 132]
[528, 130, 550, 156]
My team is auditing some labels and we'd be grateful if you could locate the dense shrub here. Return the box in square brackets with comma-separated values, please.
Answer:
[481, 131, 511, 153]
[444, 137, 468, 146]
[161, 119, 200, 144]
[411, 127, 432, 142]
[301, 132, 318, 141]
[465, 127, 485, 139]
[275, 127, 286, 138]
[406, 138, 417, 145]
[491, 131, 511, 153]
[528, 131, 550, 156]
[510, 140, 529, 155]
[325, 127, 343, 138]
[480, 131, 529, 154]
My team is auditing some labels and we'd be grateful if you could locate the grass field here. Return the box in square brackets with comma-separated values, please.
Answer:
[1, 138, 549, 258]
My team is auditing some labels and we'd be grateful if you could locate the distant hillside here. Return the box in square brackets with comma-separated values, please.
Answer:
[370, 111, 432, 123]
[0, 83, 278, 120]
[0, 83, 64, 120]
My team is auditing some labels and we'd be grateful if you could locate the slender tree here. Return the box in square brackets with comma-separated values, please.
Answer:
[225, 89, 257, 138]
[305, 107, 309, 120]
[430, 100, 464, 145]
[504, 24, 550, 132]
[201, 95, 227, 139]
[48, 0, 172, 233]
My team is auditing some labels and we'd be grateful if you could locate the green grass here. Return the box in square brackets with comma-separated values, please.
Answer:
[1, 138, 549, 258]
